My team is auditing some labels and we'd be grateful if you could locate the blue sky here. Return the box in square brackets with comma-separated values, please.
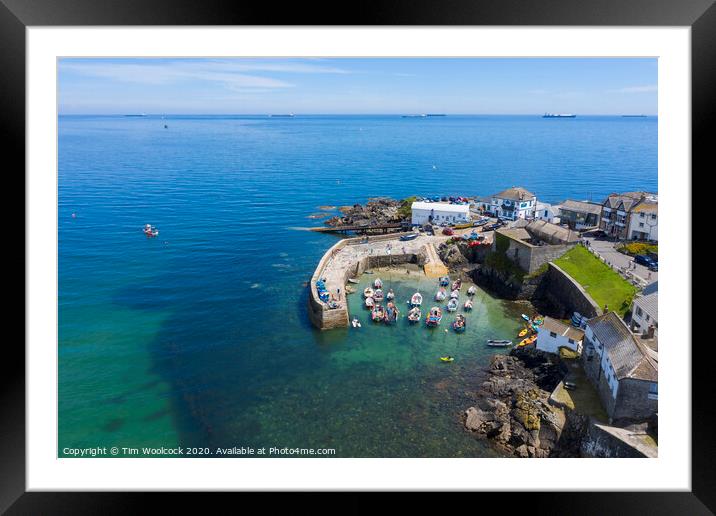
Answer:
[58, 58, 657, 115]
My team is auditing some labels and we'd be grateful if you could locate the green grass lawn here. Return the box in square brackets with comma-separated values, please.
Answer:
[553, 245, 637, 317]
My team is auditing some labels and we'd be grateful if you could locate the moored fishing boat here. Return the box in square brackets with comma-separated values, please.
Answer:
[364, 287, 374, 298]
[426, 306, 443, 327]
[384, 302, 400, 324]
[452, 314, 466, 333]
[446, 297, 458, 312]
[463, 299, 473, 311]
[521, 313, 531, 322]
[487, 339, 513, 347]
[410, 292, 423, 306]
[407, 306, 421, 323]
[435, 288, 446, 302]
[374, 278, 383, 289]
[451, 279, 462, 291]
[347, 278, 360, 284]
[467, 285, 477, 296]
[439, 276, 450, 287]
[386, 288, 395, 300]
[450, 289, 459, 299]
[365, 296, 375, 308]
[371, 304, 386, 322]
[373, 288, 384, 302]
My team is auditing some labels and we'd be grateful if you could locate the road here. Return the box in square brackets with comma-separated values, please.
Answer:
[582, 237, 657, 286]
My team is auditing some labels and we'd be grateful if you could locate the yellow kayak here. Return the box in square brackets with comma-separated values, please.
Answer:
[518, 336, 537, 347]
[518, 329, 529, 337]
[440, 356, 454, 362]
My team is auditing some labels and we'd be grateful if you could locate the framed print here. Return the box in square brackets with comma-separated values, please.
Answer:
[4, 0, 713, 511]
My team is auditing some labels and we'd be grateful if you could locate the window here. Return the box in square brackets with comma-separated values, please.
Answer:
[649, 383, 658, 400]
[645, 314, 650, 322]
[550, 331, 557, 338]
[640, 212, 645, 218]
[568, 338, 575, 344]
[636, 307, 643, 317]
[639, 222, 644, 228]
[651, 214, 657, 220]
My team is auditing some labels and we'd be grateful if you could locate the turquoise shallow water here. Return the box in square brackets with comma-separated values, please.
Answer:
[58, 114, 656, 457]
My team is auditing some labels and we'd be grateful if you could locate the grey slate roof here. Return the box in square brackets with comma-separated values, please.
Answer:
[634, 291, 658, 322]
[560, 199, 603, 216]
[494, 186, 535, 201]
[587, 311, 657, 381]
[526, 219, 581, 244]
[642, 281, 658, 296]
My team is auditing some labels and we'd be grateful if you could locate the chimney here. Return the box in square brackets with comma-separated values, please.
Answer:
[644, 325, 656, 339]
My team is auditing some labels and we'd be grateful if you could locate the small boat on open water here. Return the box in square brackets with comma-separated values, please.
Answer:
[143, 224, 159, 237]
[446, 297, 458, 312]
[451, 279, 462, 291]
[364, 287, 374, 298]
[374, 278, 383, 289]
[467, 285, 477, 296]
[463, 299, 473, 310]
[386, 289, 395, 300]
[440, 356, 454, 362]
[351, 318, 362, 328]
[373, 289, 384, 302]
[410, 292, 423, 306]
[439, 276, 450, 287]
[450, 289, 459, 299]
[435, 289, 447, 302]
[365, 297, 375, 308]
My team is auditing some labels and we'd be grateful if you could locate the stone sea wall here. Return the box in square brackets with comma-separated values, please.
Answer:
[308, 234, 427, 330]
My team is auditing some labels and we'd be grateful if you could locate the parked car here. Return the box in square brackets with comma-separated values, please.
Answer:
[442, 227, 455, 236]
[634, 254, 658, 271]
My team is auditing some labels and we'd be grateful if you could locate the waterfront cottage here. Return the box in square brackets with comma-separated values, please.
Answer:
[599, 192, 657, 240]
[488, 187, 537, 221]
[534, 202, 560, 224]
[627, 199, 658, 242]
[581, 311, 658, 422]
[558, 199, 602, 230]
[536, 316, 584, 354]
[411, 201, 470, 226]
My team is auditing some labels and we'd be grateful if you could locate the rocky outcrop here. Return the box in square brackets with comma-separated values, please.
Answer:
[437, 241, 469, 267]
[326, 198, 403, 227]
[463, 348, 571, 458]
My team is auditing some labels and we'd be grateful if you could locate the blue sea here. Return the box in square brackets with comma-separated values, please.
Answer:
[58, 114, 657, 457]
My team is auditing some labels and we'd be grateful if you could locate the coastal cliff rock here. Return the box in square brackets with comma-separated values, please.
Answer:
[463, 348, 570, 457]
[437, 241, 469, 267]
[325, 198, 404, 227]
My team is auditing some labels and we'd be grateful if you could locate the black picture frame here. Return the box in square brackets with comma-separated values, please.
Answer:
[3, 0, 711, 512]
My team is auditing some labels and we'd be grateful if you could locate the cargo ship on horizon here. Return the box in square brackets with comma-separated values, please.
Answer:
[542, 113, 576, 118]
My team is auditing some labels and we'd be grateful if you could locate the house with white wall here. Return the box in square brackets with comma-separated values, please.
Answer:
[581, 311, 658, 422]
[411, 201, 470, 226]
[536, 316, 584, 354]
[488, 187, 536, 221]
[627, 197, 658, 241]
[534, 202, 560, 224]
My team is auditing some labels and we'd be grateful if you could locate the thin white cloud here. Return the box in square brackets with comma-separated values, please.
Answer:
[610, 84, 658, 93]
[60, 61, 295, 89]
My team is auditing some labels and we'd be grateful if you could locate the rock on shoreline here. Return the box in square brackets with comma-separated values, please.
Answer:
[324, 198, 403, 227]
[463, 347, 572, 458]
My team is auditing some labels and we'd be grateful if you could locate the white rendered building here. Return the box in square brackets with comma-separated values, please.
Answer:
[411, 202, 470, 226]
